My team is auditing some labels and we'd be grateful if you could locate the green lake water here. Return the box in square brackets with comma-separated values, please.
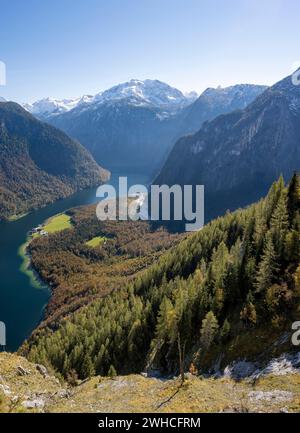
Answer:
[0, 172, 150, 351]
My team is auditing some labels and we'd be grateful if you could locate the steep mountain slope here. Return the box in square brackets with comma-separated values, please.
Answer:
[51, 99, 177, 173]
[175, 84, 267, 136]
[37, 80, 265, 174]
[155, 73, 300, 219]
[2, 352, 300, 413]
[44, 79, 191, 174]
[0, 102, 109, 220]
[23, 176, 300, 384]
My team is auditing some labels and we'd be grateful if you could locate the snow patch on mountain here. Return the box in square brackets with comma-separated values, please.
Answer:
[23, 79, 195, 118]
[23, 96, 94, 117]
[184, 91, 198, 101]
[92, 79, 191, 111]
[201, 84, 268, 108]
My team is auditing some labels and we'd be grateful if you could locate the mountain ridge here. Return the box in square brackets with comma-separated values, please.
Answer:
[155, 72, 300, 219]
[24, 79, 196, 120]
[0, 101, 109, 220]
[27, 80, 266, 174]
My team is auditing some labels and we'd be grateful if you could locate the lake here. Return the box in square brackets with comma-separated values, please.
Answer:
[0, 171, 150, 351]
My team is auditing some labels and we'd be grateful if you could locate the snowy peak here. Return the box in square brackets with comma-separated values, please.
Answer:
[95, 79, 190, 110]
[23, 79, 196, 118]
[23, 96, 93, 117]
[184, 91, 198, 102]
[199, 84, 268, 108]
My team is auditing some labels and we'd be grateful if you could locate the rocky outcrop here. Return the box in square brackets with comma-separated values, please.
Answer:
[155, 72, 300, 220]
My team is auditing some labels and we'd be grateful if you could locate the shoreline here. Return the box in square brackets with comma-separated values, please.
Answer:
[7, 212, 29, 222]
[18, 237, 49, 291]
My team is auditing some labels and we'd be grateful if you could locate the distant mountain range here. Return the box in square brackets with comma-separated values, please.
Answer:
[3, 76, 286, 221]
[155, 71, 300, 220]
[24, 79, 196, 120]
[23, 95, 93, 117]
[0, 102, 109, 220]
[23, 79, 266, 174]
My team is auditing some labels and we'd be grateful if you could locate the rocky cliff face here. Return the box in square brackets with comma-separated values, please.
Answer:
[155, 73, 300, 219]
[174, 83, 267, 137]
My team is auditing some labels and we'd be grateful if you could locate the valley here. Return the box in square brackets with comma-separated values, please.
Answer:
[1, 70, 299, 416]
[1, 0, 300, 419]
[0, 172, 150, 351]
[26, 80, 266, 175]
[24, 204, 184, 330]
[19, 175, 300, 389]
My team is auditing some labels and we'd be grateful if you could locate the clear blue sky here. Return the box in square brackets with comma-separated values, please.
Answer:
[0, 0, 299, 102]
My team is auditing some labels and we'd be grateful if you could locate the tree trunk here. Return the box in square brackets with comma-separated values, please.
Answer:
[177, 332, 185, 383]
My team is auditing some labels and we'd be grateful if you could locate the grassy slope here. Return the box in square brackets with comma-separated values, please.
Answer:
[85, 236, 107, 248]
[1, 352, 300, 413]
[53, 374, 300, 413]
[43, 214, 72, 233]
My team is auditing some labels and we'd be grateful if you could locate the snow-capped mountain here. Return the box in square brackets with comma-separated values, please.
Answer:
[184, 91, 199, 101]
[92, 79, 193, 110]
[23, 95, 94, 117]
[0, 96, 6, 102]
[24, 79, 267, 176]
[174, 83, 268, 136]
[39, 81, 265, 174]
[23, 79, 196, 119]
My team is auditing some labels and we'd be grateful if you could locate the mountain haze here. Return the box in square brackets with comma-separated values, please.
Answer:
[26, 80, 266, 174]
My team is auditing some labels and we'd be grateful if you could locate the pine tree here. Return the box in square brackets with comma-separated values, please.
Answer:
[264, 176, 285, 223]
[270, 189, 289, 255]
[220, 319, 230, 341]
[155, 297, 176, 342]
[108, 365, 117, 378]
[200, 311, 219, 351]
[177, 331, 186, 383]
[240, 291, 257, 325]
[211, 242, 230, 290]
[284, 229, 300, 263]
[253, 202, 267, 253]
[287, 172, 300, 223]
[81, 354, 95, 379]
[240, 302, 257, 325]
[255, 232, 278, 293]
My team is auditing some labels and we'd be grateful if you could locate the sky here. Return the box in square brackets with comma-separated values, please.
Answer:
[0, 0, 299, 103]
